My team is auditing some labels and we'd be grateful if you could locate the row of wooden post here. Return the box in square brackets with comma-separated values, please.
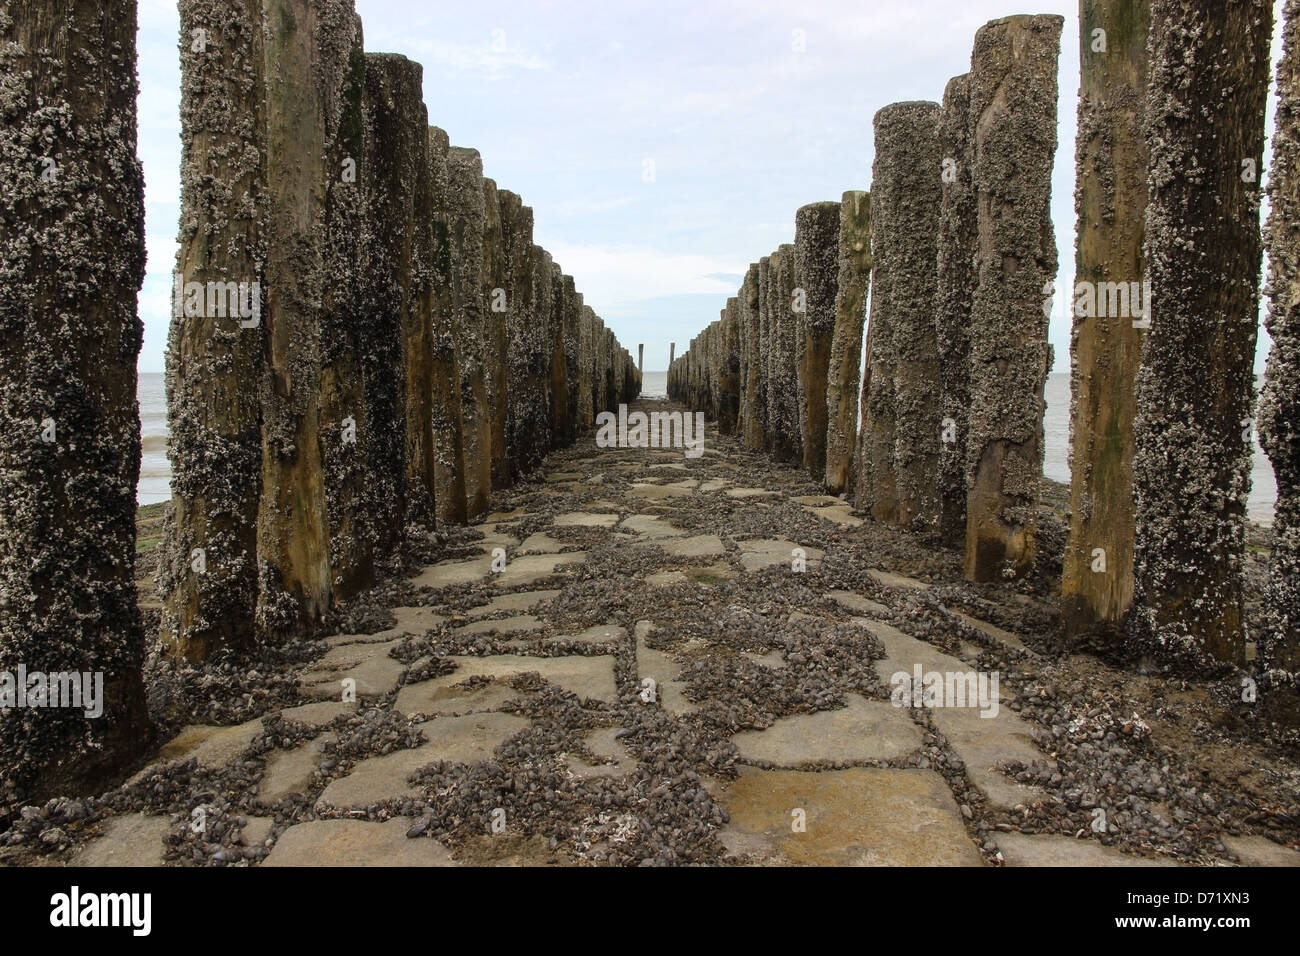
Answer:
[668, 3, 1298, 711]
[0, 0, 640, 804]
[162, 0, 640, 665]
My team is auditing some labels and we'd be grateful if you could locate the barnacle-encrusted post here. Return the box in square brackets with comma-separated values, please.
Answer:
[448, 147, 492, 520]
[794, 201, 840, 480]
[1062, 0, 1150, 645]
[320, 11, 376, 599]
[256, 0, 356, 635]
[0, 0, 152, 800]
[162, 0, 268, 660]
[857, 102, 943, 529]
[1129, 0, 1271, 670]
[428, 126, 467, 526]
[1259, 0, 1300, 721]
[825, 191, 870, 495]
[482, 176, 509, 488]
[964, 16, 1063, 582]
[936, 76, 976, 547]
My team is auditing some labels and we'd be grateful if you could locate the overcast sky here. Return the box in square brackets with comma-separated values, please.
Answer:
[134, 0, 1285, 375]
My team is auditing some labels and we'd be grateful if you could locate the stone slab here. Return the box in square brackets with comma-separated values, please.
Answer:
[660, 534, 727, 558]
[395, 676, 528, 718]
[300, 639, 406, 701]
[263, 818, 457, 867]
[567, 727, 636, 780]
[412, 555, 494, 589]
[737, 539, 824, 572]
[73, 814, 170, 867]
[493, 552, 587, 588]
[1222, 834, 1300, 867]
[731, 694, 921, 766]
[455, 614, 542, 637]
[620, 514, 684, 538]
[277, 700, 358, 727]
[465, 590, 560, 618]
[554, 512, 619, 528]
[436, 654, 618, 703]
[868, 569, 930, 591]
[827, 590, 891, 617]
[518, 532, 564, 554]
[716, 767, 982, 866]
[157, 717, 265, 769]
[997, 832, 1180, 867]
[256, 734, 336, 806]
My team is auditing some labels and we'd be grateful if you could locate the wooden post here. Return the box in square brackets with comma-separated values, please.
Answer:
[825, 191, 871, 495]
[0, 0, 152, 798]
[964, 16, 1063, 582]
[858, 102, 942, 528]
[1130, 0, 1272, 670]
[163, 0, 268, 660]
[794, 201, 841, 480]
[936, 75, 977, 548]
[448, 147, 492, 519]
[320, 12, 376, 600]
[1259, 0, 1300, 718]
[1062, 0, 1150, 643]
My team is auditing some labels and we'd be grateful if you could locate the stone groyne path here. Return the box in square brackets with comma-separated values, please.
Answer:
[26, 400, 1296, 868]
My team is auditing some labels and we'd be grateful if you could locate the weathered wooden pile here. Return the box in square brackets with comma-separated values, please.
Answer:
[671, 3, 1298, 711]
[0, 0, 638, 804]
[671, 12, 1062, 576]
[161, 0, 639, 666]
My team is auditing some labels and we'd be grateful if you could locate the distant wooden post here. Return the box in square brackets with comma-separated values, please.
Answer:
[794, 201, 841, 480]
[858, 102, 942, 528]
[825, 191, 871, 495]
[936, 75, 976, 548]
[448, 147, 492, 519]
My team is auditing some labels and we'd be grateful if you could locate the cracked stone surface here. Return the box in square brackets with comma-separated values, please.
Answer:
[861, 618, 1048, 811]
[620, 514, 684, 538]
[455, 614, 542, 637]
[257, 733, 336, 806]
[435, 654, 618, 703]
[553, 512, 619, 528]
[73, 814, 171, 867]
[566, 727, 636, 780]
[732, 694, 922, 766]
[299, 639, 407, 701]
[465, 590, 560, 618]
[264, 818, 458, 867]
[659, 534, 727, 558]
[395, 676, 529, 718]
[737, 538, 825, 572]
[715, 767, 982, 866]
[996, 832, 1181, 867]
[493, 552, 588, 587]
[101, 397, 1292, 870]
[827, 590, 890, 617]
